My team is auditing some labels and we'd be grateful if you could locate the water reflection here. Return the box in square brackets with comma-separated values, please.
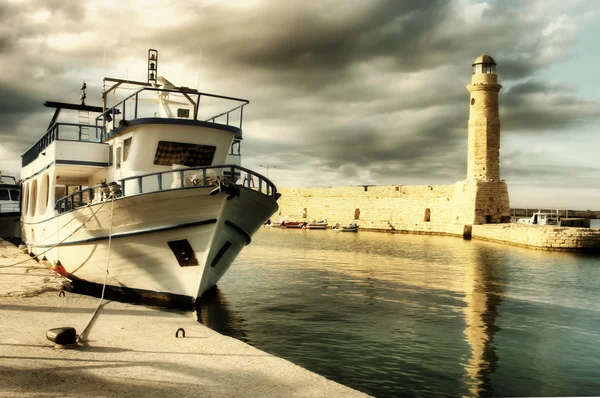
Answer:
[195, 287, 248, 342]
[196, 229, 600, 398]
[462, 247, 503, 397]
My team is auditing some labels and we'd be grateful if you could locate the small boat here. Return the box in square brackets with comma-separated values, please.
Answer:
[19, 49, 279, 305]
[281, 221, 306, 229]
[517, 211, 590, 228]
[0, 172, 20, 239]
[332, 222, 359, 232]
[306, 219, 328, 229]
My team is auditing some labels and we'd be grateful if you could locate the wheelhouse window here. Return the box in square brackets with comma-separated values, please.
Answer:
[123, 138, 132, 162]
[230, 141, 241, 156]
[0, 189, 8, 201]
[153, 141, 216, 167]
[10, 189, 19, 201]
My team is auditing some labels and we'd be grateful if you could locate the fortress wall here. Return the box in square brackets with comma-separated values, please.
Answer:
[276, 185, 459, 231]
[472, 224, 600, 251]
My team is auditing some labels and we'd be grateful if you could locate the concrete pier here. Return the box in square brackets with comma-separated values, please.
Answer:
[0, 240, 370, 397]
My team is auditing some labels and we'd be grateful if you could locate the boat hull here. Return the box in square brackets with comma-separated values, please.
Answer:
[0, 213, 21, 239]
[23, 186, 277, 300]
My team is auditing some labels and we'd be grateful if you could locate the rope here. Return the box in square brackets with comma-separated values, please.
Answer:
[0, 199, 110, 269]
[78, 193, 116, 343]
[28, 201, 94, 248]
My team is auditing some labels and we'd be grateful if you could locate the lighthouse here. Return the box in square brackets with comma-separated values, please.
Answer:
[455, 55, 510, 225]
[467, 55, 502, 182]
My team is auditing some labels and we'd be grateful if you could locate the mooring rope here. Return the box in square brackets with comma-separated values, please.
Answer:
[78, 194, 116, 343]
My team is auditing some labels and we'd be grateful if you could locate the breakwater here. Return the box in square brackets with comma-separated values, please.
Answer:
[275, 187, 600, 252]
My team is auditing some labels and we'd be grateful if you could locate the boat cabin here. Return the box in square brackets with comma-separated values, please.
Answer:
[20, 61, 249, 222]
[0, 173, 20, 215]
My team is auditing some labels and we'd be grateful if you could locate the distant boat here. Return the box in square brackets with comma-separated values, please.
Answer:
[332, 222, 359, 232]
[281, 221, 306, 229]
[0, 172, 20, 239]
[306, 220, 328, 229]
[517, 211, 590, 228]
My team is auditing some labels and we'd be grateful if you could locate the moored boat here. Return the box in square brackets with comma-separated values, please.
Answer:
[280, 221, 306, 228]
[517, 211, 590, 228]
[332, 222, 359, 232]
[0, 172, 20, 239]
[19, 49, 279, 305]
[306, 219, 328, 229]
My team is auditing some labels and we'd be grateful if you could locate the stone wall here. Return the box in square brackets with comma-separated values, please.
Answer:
[274, 186, 600, 251]
[472, 224, 600, 251]
[276, 185, 458, 231]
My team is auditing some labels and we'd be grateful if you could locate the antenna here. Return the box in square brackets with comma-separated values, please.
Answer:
[148, 49, 158, 84]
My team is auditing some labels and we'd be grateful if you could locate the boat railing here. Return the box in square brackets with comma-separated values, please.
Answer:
[97, 87, 249, 141]
[22, 122, 104, 167]
[54, 165, 277, 214]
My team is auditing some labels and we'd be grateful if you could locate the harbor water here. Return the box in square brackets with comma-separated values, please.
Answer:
[198, 225, 600, 397]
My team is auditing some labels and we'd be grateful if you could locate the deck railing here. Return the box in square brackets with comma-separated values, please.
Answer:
[97, 87, 249, 141]
[24, 87, 248, 167]
[54, 165, 277, 214]
[22, 123, 104, 167]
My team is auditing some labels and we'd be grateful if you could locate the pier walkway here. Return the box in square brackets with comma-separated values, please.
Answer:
[0, 239, 369, 397]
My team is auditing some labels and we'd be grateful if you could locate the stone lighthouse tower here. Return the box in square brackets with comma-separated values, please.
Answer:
[455, 55, 510, 224]
[467, 55, 501, 182]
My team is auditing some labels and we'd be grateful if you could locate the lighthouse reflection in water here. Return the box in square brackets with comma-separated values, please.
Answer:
[196, 228, 600, 398]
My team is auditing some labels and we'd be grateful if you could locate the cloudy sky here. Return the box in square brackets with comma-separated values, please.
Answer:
[1, 0, 599, 209]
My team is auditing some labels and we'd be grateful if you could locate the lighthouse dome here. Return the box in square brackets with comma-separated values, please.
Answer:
[472, 54, 496, 75]
[472, 54, 496, 66]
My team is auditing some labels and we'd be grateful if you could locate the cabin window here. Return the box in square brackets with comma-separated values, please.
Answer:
[116, 146, 122, 170]
[230, 141, 241, 156]
[22, 183, 29, 213]
[45, 176, 51, 208]
[153, 141, 216, 167]
[108, 145, 114, 166]
[0, 189, 8, 201]
[424, 208, 431, 222]
[38, 174, 49, 214]
[123, 138, 132, 162]
[10, 189, 19, 201]
[30, 180, 38, 216]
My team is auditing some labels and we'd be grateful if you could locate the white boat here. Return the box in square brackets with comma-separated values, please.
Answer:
[306, 219, 328, 229]
[332, 222, 359, 232]
[0, 172, 20, 239]
[19, 49, 279, 305]
[517, 211, 590, 228]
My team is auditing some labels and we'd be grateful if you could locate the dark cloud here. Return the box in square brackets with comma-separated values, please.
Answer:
[501, 79, 600, 133]
[0, 0, 598, 200]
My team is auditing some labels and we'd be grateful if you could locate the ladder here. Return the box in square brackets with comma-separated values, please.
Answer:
[78, 110, 90, 141]
[78, 82, 90, 141]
